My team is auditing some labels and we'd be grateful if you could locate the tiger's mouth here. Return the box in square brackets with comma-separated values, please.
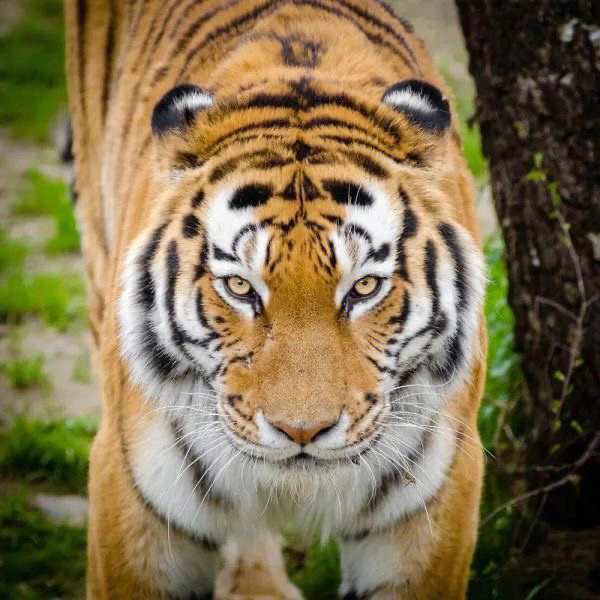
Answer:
[235, 446, 373, 469]
[219, 405, 385, 468]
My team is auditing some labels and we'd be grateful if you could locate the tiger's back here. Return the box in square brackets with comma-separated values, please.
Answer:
[66, 2, 485, 599]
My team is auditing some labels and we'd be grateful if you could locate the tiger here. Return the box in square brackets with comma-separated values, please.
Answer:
[65, 0, 487, 598]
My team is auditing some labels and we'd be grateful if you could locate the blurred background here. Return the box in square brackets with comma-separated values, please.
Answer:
[0, 1, 517, 598]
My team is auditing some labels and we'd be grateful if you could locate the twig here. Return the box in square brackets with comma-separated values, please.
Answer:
[480, 432, 600, 529]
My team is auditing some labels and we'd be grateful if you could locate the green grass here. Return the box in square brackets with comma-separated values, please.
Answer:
[0, 354, 49, 388]
[0, 416, 98, 493]
[0, 228, 29, 275]
[0, 176, 85, 329]
[0, 0, 66, 141]
[14, 170, 80, 254]
[439, 64, 488, 181]
[0, 493, 86, 600]
[71, 350, 93, 383]
[0, 271, 86, 331]
[289, 538, 341, 600]
[479, 235, 522, 451]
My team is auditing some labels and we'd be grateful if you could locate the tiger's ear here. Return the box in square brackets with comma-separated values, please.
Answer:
[151, 84, 214, 137]
[382, 80, 450, 134]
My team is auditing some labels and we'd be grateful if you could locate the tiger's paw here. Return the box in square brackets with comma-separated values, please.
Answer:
[213, 536, 303, 600]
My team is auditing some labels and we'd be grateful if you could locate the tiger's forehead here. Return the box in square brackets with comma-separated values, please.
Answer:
[200, 162, 402, 236]
[194, 160, 404, 290]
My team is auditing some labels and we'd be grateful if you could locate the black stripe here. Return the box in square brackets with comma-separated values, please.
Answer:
[171, 418, 231, 510]
[209, 151, 283, 183]
[364, 428, 431, 512]
[366, 242, 390, 263]
[101, 1, 115, 123]
[323, 181, 374, 207]
[229, 184, 272, 210]
[304, 116, 400, 147]
[164, 0, 245, 78]
[196, 119, 291, 159]
[173, 0, 277, 84]
[438, 223, 468, 311]
[344, 151, 389, 178]
[335, 0, 419, 69]
[143, 327, 178, 378]
[346, 224, 372, 245]
[165, 241, 217, 366]
[395, 240, 442, 357]
[236, 86, 403, 144]
[191, 190, 205, 208]
[328, 240, 337, 268]
[137, 225, 167, 309]
[194, 241, 209, 282]
[388, 289, 410, 329]
[293, 0, 415, 71]
[182, 214, 201, 238]
[213, 245, 238, 262]
[231, 223, 257, 257]
[116, 395, 219, 553]
[395, 204, 418, 280]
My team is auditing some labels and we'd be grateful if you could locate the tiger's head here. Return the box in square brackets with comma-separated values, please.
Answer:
[119, 78, 485, 482]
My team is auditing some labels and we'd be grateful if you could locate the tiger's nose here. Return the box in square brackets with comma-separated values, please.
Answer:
[268, 418, 339, 445]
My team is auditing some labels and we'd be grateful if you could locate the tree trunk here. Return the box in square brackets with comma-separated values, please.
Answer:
[454, 0, 600, 594]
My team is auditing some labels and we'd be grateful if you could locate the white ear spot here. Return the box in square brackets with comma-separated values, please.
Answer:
[384, 88, 436, 114]
[382, 79, 450, 133]
[172, 90, 213, 113]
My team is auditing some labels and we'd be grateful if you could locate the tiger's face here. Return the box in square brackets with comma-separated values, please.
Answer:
[120, 79, 484, 479]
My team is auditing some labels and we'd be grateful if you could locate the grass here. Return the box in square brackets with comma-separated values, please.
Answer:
[0, 493, 87, 600]
[13, 170, 80, 254]
[0, 416, 97, 493]
[0, 0, 66, 141]
[290, 538, 341, 600]
[0, 270, 87, 331]
[0, 175, 85, 330]
[479, 235, 522, 450]
[0, 354, 49, 388]
[71, 350, 93, 383]
[439, 64, 488, 181]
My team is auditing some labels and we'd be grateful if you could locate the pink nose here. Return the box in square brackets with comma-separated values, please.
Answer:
[269, 419, 338, 444]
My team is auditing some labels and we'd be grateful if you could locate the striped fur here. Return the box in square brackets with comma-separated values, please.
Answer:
[66, 1, 486, 598]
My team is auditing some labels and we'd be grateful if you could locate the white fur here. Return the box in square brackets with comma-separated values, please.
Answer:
[384, 88, 436, 114]
[173, 90, 213, 113]
[118, 177, 486, 596]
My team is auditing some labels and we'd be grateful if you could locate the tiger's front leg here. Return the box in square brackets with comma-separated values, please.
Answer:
[337, 444, 482, 600]
[214, 535, 303, 600]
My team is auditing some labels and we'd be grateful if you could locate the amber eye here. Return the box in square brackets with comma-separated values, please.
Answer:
[224, 275, 254, 299]
[350, 276, 381, 298]
[225, 276, 252, 297]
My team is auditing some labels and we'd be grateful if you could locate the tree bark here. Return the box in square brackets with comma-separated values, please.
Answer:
[454, 0, 600, 591]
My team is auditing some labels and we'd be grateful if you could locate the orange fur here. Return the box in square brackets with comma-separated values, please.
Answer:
[66, 1, 485, 598]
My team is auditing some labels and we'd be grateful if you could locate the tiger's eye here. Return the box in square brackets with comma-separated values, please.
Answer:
[351, 276, 380, 297]
[225, 276, 253, 297]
